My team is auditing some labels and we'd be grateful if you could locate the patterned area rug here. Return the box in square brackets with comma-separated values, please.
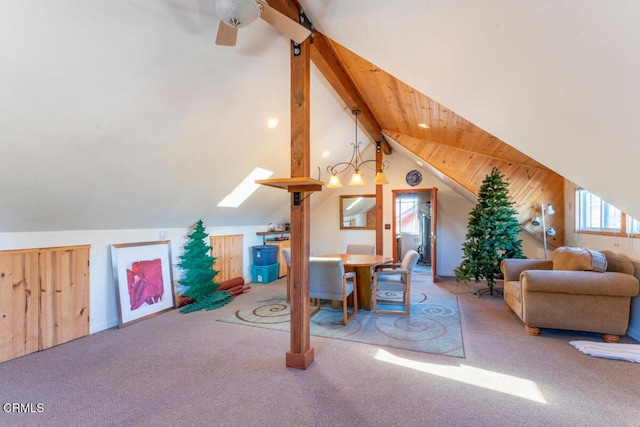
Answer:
[218, 291, 464, 358]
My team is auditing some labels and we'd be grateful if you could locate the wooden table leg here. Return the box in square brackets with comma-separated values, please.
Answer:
[354, 266, 372, 310]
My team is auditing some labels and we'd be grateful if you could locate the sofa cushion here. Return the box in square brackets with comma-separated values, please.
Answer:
[552, 246, 607, 272]
[600, 250, 635, 275]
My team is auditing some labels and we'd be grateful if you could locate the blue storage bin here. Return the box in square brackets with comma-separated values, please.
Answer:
[252, 245, 277, 266]
[250, 263, 280, 284]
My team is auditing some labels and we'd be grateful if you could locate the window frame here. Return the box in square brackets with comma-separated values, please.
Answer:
[574, 188, 636, 237]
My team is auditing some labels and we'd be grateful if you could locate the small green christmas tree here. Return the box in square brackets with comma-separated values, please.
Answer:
[178, 220, 232, 313]
[455, 167, 525, 295]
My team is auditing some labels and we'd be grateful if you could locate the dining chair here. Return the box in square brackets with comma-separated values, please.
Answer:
[372, 249, 419, 314]
[282, 248, 291, 303]
[346, 244, 375, 254]
[309, 257, 358, 325]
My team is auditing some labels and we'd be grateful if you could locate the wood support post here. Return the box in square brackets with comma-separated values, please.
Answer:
[286, 37, 314, 370]
[375, 142, 383, 255]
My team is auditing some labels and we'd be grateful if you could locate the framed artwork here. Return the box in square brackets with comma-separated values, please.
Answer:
[111, 240, 175, 328]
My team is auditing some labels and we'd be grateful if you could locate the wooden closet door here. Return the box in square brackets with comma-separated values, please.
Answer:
[210, 235, 244, 283]
[39, 246, 90, 350]
[0, 252, 39, 363]
[0, 245, 90, 363]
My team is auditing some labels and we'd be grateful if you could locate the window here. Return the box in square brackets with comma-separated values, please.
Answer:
[396, 197, 420, 234]
[576, 188, 621, 232]
[628, 216, 640, 236]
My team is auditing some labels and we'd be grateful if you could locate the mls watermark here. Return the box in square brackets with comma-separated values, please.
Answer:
[2, 403, 44, 413]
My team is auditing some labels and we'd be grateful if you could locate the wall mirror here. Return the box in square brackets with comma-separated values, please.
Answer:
[340, 194, 376, 230]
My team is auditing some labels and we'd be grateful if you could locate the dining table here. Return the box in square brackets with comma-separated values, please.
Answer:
[317, 253, 393, 311]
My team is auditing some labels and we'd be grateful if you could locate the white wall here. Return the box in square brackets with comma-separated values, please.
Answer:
[311, 150, 474, 276]
[563, 181, 640, 340]
[0, 225, 265, 334]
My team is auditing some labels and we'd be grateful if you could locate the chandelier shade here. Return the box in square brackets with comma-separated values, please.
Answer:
[326, 109, 389, 188]
[349, 172, 365, 186]
[327, 174, 343, 188]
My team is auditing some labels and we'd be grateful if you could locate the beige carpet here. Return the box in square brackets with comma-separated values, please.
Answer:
[0, 274, 639, 427]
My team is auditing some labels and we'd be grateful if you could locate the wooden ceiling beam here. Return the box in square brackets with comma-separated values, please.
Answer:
[264, 0, 301, 21]
[310, 32, 391, 155]
[383, 130, 551, 173]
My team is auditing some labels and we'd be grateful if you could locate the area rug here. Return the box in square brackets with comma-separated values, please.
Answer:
[218, 291, 464, 358]
[570, 340, 640, 363]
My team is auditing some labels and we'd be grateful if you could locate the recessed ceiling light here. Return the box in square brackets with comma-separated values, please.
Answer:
[267, 118, 279, 128]
[418, 123, 429, 129]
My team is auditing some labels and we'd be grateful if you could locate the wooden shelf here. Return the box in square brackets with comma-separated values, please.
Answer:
[256, 231, 290, 236]
[256, 177, 324, 192]
[256, 230, 290, 243]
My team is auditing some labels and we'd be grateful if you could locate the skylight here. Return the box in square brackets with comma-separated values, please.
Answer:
[217, 167, 274, 208]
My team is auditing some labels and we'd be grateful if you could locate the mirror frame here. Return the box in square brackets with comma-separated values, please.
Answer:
[340, 194, 376, 230]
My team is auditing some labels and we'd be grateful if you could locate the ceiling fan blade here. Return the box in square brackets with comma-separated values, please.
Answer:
[257, 1, 311, 44]
[216, 21, 238, 46]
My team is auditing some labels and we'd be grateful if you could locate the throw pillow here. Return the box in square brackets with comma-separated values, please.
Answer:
[588, 250, 607, 272]
[601, 250, 635, 275]
[552, 246, 607, 272]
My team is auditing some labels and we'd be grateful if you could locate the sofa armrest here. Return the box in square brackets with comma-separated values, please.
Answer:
[521, 270, 640, 297]
[501, 259, 553, 282]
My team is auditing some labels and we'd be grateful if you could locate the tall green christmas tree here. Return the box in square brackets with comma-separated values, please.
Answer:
[455, 167, 525, 295]
[178, 220, 232, 313]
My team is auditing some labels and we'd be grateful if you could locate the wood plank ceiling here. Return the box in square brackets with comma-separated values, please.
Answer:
[312, 34, 565, 248]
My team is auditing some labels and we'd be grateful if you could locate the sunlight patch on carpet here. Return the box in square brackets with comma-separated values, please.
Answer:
[375, 349, 547, 403]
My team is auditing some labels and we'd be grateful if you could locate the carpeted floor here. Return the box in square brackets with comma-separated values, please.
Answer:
[1, 273, 639, 427]
[218, 288, 464, 357]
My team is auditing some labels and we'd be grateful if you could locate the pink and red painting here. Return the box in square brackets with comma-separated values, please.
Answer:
[111, 240, 175, 327]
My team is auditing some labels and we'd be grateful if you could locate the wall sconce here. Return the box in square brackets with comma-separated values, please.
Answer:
[532, 203, 555, 259]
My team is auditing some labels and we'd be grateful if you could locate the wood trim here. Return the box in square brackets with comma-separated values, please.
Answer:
[256, 177, 323, 192]
[0, 244, 91, 254]
[376, 142, 383, 255]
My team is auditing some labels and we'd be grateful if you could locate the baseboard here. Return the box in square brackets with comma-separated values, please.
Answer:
[90, 319, 118, 334]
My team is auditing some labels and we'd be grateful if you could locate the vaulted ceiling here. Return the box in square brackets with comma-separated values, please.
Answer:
[2, 1, 639, 243]
[311, 35, 565, 246]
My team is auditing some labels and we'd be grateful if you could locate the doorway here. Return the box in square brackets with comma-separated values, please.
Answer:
[392, 188, 438, 281]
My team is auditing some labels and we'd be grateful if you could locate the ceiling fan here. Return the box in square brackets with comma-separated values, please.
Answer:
[215, 0, 311, 47]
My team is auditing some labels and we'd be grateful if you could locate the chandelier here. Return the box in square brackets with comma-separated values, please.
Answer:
[326, 109, 389, 188]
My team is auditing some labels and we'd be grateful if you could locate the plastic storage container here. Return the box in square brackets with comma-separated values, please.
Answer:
[252, 245, 278, 266]
[250, 263, 280, 284]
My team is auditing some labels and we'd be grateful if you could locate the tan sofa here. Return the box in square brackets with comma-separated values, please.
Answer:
[501, 248, 640, 342]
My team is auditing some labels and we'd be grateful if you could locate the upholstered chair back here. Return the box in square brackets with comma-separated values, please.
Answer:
[398, 250, 420, 282]
[281, 248, 291, 267]
[309, 257, 354, 300]
[346, 244, 375, 254]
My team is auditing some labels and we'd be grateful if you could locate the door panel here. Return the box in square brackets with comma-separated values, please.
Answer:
[391, 188, 438, 280]
[431, 188, 438, 282]
[210, 235, 244, 283]
[0, 245, 89, 363]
